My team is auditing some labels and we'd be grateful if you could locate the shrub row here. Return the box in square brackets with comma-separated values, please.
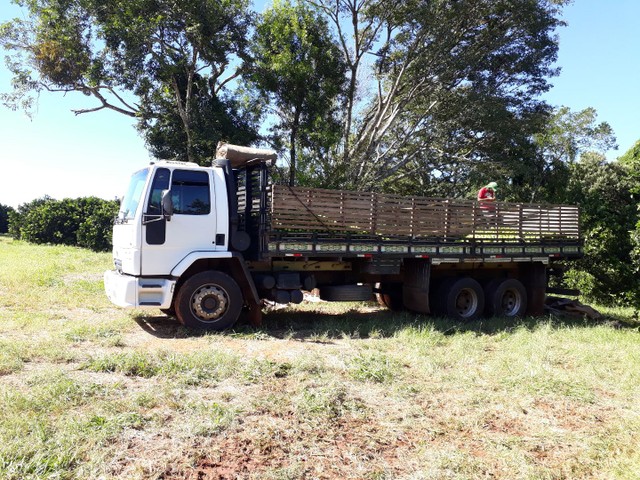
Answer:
[6, 197, 119, 252]
[0, 203, 13, 234]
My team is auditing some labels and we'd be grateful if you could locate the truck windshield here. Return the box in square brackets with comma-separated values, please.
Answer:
[118, 168, 149, 222]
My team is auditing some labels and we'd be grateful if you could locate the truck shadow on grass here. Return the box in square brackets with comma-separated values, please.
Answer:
[257, 309, 638, 341]
[133, 305, 639, 341]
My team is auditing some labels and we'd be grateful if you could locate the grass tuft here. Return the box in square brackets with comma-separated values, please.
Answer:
[83, 350, 241, 385]
[347, 350, 403, 383]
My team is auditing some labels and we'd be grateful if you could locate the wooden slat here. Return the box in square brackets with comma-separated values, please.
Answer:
[270, 185, 580, 242]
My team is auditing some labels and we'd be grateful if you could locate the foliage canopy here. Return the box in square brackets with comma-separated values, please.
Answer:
[251, 0, 347, 186]
[1, 0, 257, 163]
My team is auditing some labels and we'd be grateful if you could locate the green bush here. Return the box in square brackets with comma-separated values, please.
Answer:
[21, 198, 82, 245]
[8, 196, 51, 240]
[76, 200, 119, 252]
[8, 197, 118, 252]
[0, 203, 14, 234]
[561, 154, 640, 307]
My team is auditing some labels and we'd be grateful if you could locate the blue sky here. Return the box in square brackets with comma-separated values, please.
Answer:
[1, 1, 639, 207]
[542, 0, 640, 155]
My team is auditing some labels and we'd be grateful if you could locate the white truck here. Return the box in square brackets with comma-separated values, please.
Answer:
[104, 144, 582, 330]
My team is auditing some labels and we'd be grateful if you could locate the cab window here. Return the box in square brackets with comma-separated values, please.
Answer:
[146, 168, 171, 215]
[171, 170, 211, 215]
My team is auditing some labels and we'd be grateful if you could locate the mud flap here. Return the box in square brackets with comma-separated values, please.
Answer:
[402, 259, 431, 314]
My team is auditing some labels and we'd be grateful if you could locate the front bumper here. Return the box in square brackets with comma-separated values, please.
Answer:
[104, 270, 176, 309]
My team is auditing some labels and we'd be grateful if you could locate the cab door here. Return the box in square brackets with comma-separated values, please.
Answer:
[141, 167, 217, 275]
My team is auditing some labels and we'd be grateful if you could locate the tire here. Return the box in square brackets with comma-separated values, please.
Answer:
[437, 277, 484, 322]
[319, 284, 373, 302]
[174, 271, 243, 331]
[484, 278, 527, 317]
[375, 283, 404, 311]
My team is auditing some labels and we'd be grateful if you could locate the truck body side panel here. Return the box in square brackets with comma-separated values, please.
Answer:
[233, 168, 582, 263]
[268, 185, 580, 253]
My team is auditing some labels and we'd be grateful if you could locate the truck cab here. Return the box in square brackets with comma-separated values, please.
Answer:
[105, 161, 239, 319]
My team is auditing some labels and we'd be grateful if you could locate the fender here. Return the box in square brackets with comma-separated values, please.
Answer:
[170, 251, 233, 277]
[170, 251, 259, 305]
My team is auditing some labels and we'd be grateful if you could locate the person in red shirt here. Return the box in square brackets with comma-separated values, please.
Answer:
[477, 182, 498, 231]
[477, 182, 497, 203]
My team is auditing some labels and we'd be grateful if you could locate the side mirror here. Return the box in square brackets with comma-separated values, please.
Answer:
[161, 189, 174, 220]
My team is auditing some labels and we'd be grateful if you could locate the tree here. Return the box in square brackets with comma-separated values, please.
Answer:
[0, 203, 14, 234]
[377, 87, 550, 200]
[7, 196, 50, 240]
[1, 0, 256, 164]
[619, 139, 640, 293]
[251, 0, 347, 186]
[560, 153, 639, 307]
[9, 196, 119, 251]
[76, 198, 120, 251]
[306, 0, 570, 193]
[525, 106, 617, 202]
[619, 139, 640, 190]
[140, 83, 260, 162]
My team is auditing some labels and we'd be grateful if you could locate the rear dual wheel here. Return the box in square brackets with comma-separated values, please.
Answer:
[375, 283, 404, 311]
[435, 277, 485, 322]
[434, 277, 528, 321]
[484, 278, 527, 317]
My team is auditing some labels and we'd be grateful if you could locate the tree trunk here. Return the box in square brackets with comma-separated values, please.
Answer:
[172, 48, 199, 163]
[172, 76, 194, 163]
[289, 108, 301, 187]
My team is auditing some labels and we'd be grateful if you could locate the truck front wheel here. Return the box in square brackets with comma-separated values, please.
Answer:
[175, 271, 243, 331]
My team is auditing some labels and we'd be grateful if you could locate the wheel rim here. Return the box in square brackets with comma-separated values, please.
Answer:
[190, 284, 229, 322]
[455, 288, 478, 318]
[500, 288, 522, 316]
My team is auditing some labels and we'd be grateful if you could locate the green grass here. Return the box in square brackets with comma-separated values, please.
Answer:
[83, 350, 242, 385]
[1, 235, 639, 479]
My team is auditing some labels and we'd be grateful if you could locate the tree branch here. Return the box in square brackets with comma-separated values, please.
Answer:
[70, 85, 137, 117]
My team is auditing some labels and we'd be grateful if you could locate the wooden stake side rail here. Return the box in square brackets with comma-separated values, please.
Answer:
[270, 185, 580, 243]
